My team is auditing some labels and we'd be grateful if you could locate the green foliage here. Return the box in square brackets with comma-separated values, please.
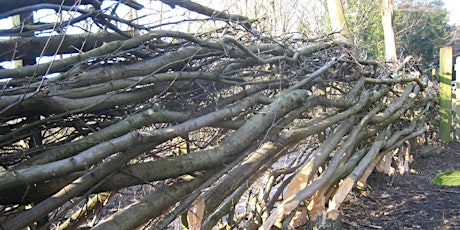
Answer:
[344, 0, 451, 65]
[345, 0, 384, 59]
[394, 0, 451, 67]
[432, 170, 460, 186]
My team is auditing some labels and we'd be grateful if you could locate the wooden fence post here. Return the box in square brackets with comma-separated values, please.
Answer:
[455, 57, 460, 140]
[11, 12, 44, 148]
[439, 46, 453, 143]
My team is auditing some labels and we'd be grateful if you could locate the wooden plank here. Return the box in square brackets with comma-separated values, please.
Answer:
[455, 57, 460, 140]
[439, 46, 453, 143]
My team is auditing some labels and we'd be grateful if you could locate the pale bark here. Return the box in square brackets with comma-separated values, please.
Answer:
[382, 0, 397, 63]
[0, 0, 142, 15]
[327, 0, 353, 43]
[2, 144, 150, 230]
[92, 171, 213, 230]
[160, 0, 251, 28]
[262, 103, 380, 229]
[57, 191, 115, 230]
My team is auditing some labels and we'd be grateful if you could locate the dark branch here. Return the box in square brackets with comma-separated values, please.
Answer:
[160, 0, 252, 29]
[0, 0, 143, 16]
[0, 31, 130, 61]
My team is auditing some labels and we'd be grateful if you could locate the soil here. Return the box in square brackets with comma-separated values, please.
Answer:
[341, 142, 460, 229]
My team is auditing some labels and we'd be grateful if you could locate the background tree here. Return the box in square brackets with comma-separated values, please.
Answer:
[394, 0, 451, 67]
[345, 0, 384, 59]
[344, 0, 451, 68]
[382, 0, 398, 63]
[327, 0, 353, 43]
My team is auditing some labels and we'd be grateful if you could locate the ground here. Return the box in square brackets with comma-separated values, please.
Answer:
[341, 142, 460, 229]
[77, 142, 460, 229]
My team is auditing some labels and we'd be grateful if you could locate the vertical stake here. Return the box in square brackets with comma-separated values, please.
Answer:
[455, 57, 460, 140]
[439, 46, 453, 143]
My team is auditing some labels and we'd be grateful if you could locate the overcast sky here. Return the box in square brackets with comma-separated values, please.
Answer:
[444, 0, 460, 26]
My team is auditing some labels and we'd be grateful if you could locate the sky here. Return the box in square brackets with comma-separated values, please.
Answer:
[444, 0, 460, 26]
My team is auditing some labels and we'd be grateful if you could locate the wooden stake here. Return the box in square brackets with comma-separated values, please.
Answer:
[439, 46, 453, 143]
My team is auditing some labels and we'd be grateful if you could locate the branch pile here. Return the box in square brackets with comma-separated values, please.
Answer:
[0, 1, 437, 229]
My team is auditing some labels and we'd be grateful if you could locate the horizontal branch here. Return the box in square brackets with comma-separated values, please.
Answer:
[0, 30, 213, 80]
[160, 0, 252, 28]
[0, 94, 263, 192]
[0, 0, 96, 15]
[92, 170, 215, 229]
[365, 77, 426, 90]
[1, 143, 151, 230]
[0, 31, 130, 62]
[0, 86, 166, 117]
[0, 0, 143, 16]
[11, 108, 191, 169]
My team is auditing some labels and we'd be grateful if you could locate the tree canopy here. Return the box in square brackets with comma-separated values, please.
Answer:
[345, 0, 451, 66]
[394, 0, 451, 67]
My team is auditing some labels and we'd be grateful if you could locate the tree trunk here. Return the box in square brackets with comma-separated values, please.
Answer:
[327, 0, 353, 43]
[382, 0, 397, 64]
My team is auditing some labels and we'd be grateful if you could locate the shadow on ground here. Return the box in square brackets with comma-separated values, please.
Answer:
[341, 142, 460, 229]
